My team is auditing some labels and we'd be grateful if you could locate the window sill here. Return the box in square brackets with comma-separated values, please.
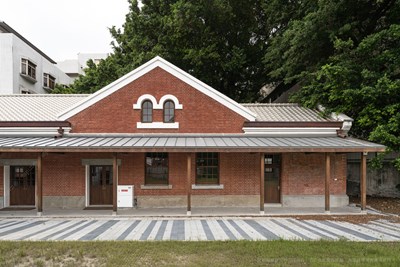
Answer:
[191, 184, 224, 190]
[140, 185, 172, 190]
[20, 73, 37, 83]
[137, 122, 179, 129]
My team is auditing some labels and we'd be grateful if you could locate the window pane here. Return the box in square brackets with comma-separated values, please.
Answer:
[145, 153, 168, 185]
[163, 101, 175, 123]
[196, 152, 219, 184]
[142, 101, 153, 122]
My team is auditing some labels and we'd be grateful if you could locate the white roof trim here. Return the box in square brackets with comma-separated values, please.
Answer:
[0, 127, 71, 137]
[242, 127, 339, 137]
[57, 56, 256, 121]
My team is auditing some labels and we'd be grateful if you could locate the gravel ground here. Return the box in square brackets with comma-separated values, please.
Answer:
[278, 196, 400, 224]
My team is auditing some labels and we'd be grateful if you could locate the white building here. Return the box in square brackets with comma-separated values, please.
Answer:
[57, 52, 109, 81]
[0, 21, 72, 94]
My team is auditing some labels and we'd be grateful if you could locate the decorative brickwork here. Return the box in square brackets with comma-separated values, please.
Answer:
[68, 67, 247, 133]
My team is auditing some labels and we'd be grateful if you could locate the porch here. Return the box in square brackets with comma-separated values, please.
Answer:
[0, 135, 385, 216]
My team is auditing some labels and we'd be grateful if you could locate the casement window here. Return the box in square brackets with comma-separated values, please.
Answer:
[141, 100, 153, 123]
[196, 152, 219, 184]
[21, 58, 36, 80]
[163, 100, 175, 123]
[145, 153, 168, 185]
[43, 73, 56, 89]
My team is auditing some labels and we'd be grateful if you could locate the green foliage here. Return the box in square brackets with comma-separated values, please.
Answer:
[294, 24, 400, 167]
[50, 84, 77, 94]
[71, 0, 270, 101]
[265, 0, 400, 83]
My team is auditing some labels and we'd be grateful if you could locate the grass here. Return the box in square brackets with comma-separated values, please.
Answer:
[0, 240, 399, 266]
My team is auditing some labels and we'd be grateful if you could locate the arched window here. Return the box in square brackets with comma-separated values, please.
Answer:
[142, 100, 153, 122]
[163, 100, 175, 123]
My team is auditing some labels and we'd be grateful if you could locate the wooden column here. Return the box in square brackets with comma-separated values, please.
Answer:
[187, 153, 192, 215]
[113, 153, 118, 214]
[260, 153, 265, 214]
[37, 153, 43, 215]
[325, 153, 331, 212]
[360, 152, 367, 211]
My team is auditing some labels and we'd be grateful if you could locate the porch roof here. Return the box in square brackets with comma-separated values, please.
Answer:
[0, 135, 385, 153]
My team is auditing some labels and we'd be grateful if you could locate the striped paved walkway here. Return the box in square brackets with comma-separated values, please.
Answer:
[0, 218, 398, 241]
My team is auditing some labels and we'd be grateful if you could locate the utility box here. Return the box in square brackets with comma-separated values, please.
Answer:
[117, 185, 134, 208]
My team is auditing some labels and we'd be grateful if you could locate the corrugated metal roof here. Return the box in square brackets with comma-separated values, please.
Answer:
[0, 94, 89, 121]
[0, 135, 384, 152]
[242, 103, 332, 122]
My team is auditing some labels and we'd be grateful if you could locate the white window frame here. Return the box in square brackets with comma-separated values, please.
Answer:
[43, 73, 56, 90]
[20, 58, 37, 81]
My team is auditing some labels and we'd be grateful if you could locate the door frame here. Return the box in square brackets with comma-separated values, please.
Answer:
[83, 159, 121, 207]
[264, 153, 282, 204]
[3, 163, 37, 208]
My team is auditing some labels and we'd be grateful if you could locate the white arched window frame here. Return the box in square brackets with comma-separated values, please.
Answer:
[159, 94, 183, 109]
[134, 94, 182, 129]
[133, 94, 158, 109]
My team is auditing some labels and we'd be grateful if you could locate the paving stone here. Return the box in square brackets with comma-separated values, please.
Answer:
[0, 218, 398, 241]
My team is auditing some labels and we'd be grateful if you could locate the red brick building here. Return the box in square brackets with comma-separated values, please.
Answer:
[0, 57, 384, 214]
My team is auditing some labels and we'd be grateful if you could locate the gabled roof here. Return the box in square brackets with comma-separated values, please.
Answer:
[57, 56, 257, 121]
[241, 103, 333, 122]
[0, 94, 89, 121]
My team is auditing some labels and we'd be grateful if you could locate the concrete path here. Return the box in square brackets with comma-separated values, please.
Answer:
[0, 218, 399, 241]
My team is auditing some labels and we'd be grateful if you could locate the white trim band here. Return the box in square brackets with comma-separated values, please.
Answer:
[192, 184, 224, 190]
[137, 122, 179, 129]
[242, 127, 339, 136]
[0, 127, 71, 136]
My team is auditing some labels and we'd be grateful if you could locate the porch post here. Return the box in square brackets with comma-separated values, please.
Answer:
[260, 153, 265, 215]
[325, 153, 331, 213]
[187, 153, 192, 216]
[360, 152, 367, 211]
[37, 152, 43, 216]
[113, 153, 118, 215]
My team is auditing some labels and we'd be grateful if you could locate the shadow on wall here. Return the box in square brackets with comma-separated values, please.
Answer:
[347, 152, 400, 198]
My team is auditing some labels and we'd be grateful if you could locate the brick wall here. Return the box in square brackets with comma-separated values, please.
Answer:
[0, 152, 260, 197]
[68, 67, 247, 133]
[281, 153, 347, 195]
[0, 152, 347, 200]
[121, 152, 260, 197]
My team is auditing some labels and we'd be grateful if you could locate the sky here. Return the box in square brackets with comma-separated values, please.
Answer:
[0, 0, 130, 62]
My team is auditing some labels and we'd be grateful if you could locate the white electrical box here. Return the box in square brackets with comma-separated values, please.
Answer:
[117, 185, 134, 207]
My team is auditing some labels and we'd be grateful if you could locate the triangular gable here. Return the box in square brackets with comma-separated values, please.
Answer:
[57, 56, 256, 121]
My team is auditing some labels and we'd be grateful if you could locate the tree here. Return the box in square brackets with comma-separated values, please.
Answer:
[264, 0, 400, 83]
[293, 25, 400, 167]
[73, 0, 269, 101]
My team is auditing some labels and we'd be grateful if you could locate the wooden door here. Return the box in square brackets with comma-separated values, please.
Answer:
[264, 154, 281, 203]
[89, 166, 113, 205]
[10, 166, 35, 206]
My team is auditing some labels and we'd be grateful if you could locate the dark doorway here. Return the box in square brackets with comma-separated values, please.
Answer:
[10, 166, 35, 206]
[264, 154, 281, 203]
[89, 165, 113, 205]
